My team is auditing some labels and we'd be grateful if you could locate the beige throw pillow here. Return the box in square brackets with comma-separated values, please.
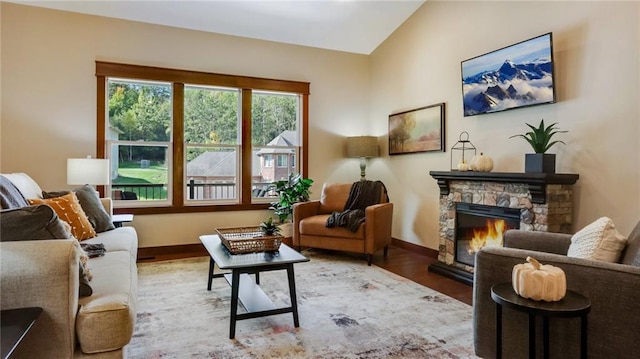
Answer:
[567, 217, 627, 263]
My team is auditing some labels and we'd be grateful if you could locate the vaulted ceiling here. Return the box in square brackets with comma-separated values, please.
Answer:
[8, 0, 426, 54]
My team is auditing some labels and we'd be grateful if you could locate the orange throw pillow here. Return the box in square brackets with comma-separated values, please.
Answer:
[29, 192, 97, 240]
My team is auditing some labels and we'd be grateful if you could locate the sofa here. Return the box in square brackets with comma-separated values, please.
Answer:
[0, 173, 138, 358]
[473, 221, 640, 359]
[293, 181, 393, 265]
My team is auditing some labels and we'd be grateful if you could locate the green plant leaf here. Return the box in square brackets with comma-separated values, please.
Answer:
[542, 140, 566, 153]
[510, 119, 567, 153]
[260, 216, 281, 235]
[268, 173, 313, 223]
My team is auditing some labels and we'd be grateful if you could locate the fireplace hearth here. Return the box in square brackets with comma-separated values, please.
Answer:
[429, 171, 579, 285]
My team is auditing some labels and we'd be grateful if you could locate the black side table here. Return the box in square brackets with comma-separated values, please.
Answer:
[491, 282, 590, 359]
[1, 307, 42, 359]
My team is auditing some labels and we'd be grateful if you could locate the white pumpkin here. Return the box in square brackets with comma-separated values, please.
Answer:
[470, 153, 494, 172]
[512, 256, 566, 302]
[457, 160, 469, 171]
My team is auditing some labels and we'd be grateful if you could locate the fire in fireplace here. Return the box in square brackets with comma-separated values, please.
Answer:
[455, 203, 520, 267]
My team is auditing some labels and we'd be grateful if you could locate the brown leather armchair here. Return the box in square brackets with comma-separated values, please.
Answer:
[292, 182, 393, 265]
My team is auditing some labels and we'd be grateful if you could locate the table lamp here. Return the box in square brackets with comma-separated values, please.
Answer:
[346, 136, 378, 181]
[67, 156, 110, 187]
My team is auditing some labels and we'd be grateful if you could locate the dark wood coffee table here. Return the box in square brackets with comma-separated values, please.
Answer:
[199, 234, 309, 339]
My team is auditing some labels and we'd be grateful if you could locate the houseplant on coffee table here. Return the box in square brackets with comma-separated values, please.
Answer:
[259, 217, 281, 236]
[269, 173, 313, 238]
[510, 119, 567, 173]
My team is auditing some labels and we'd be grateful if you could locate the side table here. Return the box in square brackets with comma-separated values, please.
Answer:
[1, 307, 42, 359]
[112, 214, 134, 228]
[491, 282, 590, 359]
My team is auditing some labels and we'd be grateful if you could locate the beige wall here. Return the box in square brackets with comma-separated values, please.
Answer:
[2, 2, 639, 251]
[0, 3, 369, 247]
[370, 1, 640, 248]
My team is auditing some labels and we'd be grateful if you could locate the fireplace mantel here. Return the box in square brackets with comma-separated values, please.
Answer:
[429, 171, 579, 204]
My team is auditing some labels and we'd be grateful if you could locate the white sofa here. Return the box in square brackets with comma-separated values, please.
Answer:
[0, 174, 138, 358]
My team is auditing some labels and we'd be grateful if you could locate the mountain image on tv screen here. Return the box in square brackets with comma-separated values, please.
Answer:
[461, 33, 556, 117]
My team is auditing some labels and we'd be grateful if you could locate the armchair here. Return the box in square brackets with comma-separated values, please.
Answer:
[473, 221, 640, 358]
[293, 182, 393, 265]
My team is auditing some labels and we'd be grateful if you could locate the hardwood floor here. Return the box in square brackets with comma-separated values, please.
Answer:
[137, 242, 474, 306]
[370, 245, 473, 305]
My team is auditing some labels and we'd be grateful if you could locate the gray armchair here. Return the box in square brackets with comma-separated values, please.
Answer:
[473, 221, 640, 359]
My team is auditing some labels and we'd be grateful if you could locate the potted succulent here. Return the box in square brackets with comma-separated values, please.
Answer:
[269, 173, 313, 237]
[259, 217, 281, 236]
[510, 119, 567, 173]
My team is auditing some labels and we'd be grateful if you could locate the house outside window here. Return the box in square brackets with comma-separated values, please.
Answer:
[96, 61, 309, 213]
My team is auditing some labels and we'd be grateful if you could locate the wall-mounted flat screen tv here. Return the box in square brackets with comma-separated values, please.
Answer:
[461, 33, 556, 117]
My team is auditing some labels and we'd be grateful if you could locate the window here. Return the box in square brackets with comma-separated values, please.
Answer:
[276, 155, 288, 167]
[264, 155, 274, 167]
[96, 61, 309, 214]
[184, 85, 239, 203]
[252, 91, 299, 187]
[106, 79, 172, 205]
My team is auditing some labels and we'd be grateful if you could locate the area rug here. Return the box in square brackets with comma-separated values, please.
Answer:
[127, 250, 477, 358]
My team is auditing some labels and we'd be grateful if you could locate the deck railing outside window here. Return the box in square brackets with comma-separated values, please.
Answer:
[112, 181, 274, 201]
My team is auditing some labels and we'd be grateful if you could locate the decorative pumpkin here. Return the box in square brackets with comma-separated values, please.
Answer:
[512, 256, 566, 302]
[457, 160, 469, 171]
[470, 152, 494, 172]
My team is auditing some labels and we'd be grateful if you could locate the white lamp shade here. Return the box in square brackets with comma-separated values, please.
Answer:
[346, 136, 378, 158]
[67, 158, 110, 185]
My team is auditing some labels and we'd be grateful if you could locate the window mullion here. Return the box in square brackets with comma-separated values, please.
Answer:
[301, 93, 309, 178]
[173, 83, 185, 207]
[96, 75, 107, 197]
[241, 89, 252, 205]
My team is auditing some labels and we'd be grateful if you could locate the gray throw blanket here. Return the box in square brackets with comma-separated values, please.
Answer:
[0, 175, 28, 209]
[326, 180, 388, 232]
[81, 243, 107, 258]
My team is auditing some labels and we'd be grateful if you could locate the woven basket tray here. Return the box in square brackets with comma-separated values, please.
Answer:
[216, 226, 283, 254]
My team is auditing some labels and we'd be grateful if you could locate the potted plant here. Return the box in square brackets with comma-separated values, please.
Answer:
[510, 119, 567, 173]
[259, 217, 281, 236]
[269, 173, 313, 237]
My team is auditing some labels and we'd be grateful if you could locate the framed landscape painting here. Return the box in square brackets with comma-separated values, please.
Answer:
[461, 32, 556, 117]
[388, 103, 445, 155]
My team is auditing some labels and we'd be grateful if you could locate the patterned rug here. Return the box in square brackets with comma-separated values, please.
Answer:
[127, 250, 477, 358]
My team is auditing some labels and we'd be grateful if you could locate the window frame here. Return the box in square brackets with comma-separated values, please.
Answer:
[96, 61, 310, 215]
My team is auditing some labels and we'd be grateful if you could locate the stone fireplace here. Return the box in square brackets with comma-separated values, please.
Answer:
[428, 171, 579, 284]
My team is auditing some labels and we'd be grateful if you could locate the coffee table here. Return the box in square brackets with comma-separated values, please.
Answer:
[199, 234, 309, 339]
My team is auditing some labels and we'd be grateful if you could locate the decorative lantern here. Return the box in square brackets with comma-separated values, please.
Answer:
[450, 132, 476, 171]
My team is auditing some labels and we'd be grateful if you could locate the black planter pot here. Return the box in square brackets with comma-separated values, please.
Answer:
[525, 153, 556, 174]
